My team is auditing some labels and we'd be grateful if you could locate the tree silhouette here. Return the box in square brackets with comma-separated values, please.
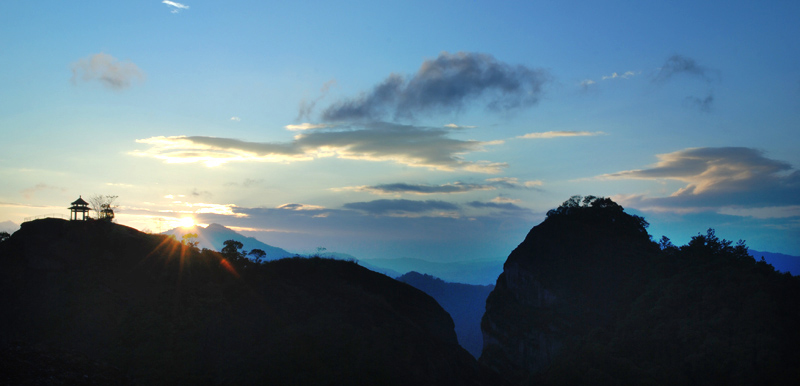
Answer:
[181, 233, 199, 249]
[88, 194, 118, 220]
[248, 249, 266, 263]
[221, 239, 245, 264]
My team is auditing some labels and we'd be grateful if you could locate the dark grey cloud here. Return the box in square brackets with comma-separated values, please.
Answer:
[467, 201, 526, 211]
[343, 199, 459, 216]
[321, 52, 549, 122]
[654, 55, 718, 111]
[655, 55, 714, 82]
[71, 53, 145, 90]
[685, 94, 714, 113]
[350, 182, 494, 195]
[136, 121, 506, 172]
[604, 147, 800, 209]
[296, 80, 336, 122]
[191, 188, 212, 198]
[345, 177, 541, 195]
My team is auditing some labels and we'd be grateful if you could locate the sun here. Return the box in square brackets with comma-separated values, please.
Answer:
[178, 217, 195, 228]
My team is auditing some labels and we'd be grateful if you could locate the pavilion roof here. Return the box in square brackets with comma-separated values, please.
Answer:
[71, 196, 89, 206]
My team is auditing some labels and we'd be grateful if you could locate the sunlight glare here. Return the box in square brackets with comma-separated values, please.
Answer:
[178, 217, 195, 228]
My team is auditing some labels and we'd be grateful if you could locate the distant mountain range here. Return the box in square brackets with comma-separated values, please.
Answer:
[397, 272, 494, 358]
[0, 221, 18, 234]
[163, 223, 504, 285]
[163, 223, 799, 285]
[749, 249, 800, 275]
[164, 223, 295, 261]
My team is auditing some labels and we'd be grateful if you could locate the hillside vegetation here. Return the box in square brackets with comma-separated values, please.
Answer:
[481, 196, 800, 385]
[0, 218, 499, 385]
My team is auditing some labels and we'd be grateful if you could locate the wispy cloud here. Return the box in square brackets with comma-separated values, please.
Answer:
[444, 123, 476, 129]
[284, 123, 330, 131]
[580, 70, 637, 90]
[335, 178, 541, 195]
[484, 177, 542, 189]
[133, 122, 506, 173]
[343, 199, 460, 217]
[321, 51, 549, 122]
[467, 200, 527, 212]
[20, 183, 66, 199]
[336, 182, 495, 195]
[652, 55, 719, 112]
[684, 94, 714, 113]
[296, 79, 336, 121]
[655, 55, 714, 83]
[230, 116, 241, 122]
[601, 71, 637, 80]
[602, 147, 800, 211]
[71, 53, 145, 91]
[517, 130, 606, 139]
[163, 1, 189, 13]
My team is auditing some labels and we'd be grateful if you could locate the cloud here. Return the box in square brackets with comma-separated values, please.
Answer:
[133, 121, 506, 173]
[163, 1, 189, 13]
[277, 203, 326, 211]
[485, 177, 543, 189]
[655, 55, 714, 83]
[296, 79, 337, 121]
[684, 94, 714, 113]
[343, 199, 459, 216]
[580, 79, 596, 90]
[337, 182, 497, 195]
[230, 117, 241, 122]
[71, 53, 145, 90]
[191, 188, 212, 198]
[517, 130, 606, 139]
[601, 71, 637, 80]
[21, 183, 66, 199]
[284, 123, 330, 131]
[321, 51, 549, 122]
[602, 147, 800, 210]
[467, 200, 527, 212]
[444, 123, 476, 129]
[336, 178, 542, 195]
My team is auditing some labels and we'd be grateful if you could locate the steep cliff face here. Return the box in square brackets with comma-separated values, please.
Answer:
[0, 219, 502, 385]
[479, 197, 659, 384]
[480, 197, 800, 385]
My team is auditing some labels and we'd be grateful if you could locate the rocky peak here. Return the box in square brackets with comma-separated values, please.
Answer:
[479, 196, 659, 383]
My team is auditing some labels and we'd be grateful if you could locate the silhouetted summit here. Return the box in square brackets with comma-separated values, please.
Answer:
[0, 218, 501, 385]
[481, 196, 800, 385]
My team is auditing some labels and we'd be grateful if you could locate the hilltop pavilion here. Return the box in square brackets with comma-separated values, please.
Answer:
[69, 196, 90, 221]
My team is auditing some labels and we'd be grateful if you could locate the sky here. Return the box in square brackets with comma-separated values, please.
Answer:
[1, 0, 799, 262]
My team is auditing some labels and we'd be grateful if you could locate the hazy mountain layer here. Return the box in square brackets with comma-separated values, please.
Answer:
[397, 272, 494, 358]
[164, 223, 294, 260]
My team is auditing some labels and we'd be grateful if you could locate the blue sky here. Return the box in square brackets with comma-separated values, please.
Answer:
[2, 0, 799, 261]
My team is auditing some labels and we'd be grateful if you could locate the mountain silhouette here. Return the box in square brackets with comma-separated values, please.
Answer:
[749, 249, 800, 275]
[481, 196, 800, 385]
[164, 223, 294, 260]
[365, 257, 504, 285]
[0, 218, 503, 385]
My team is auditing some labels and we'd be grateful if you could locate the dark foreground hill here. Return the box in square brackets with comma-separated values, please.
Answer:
[0, 219, 501, 385]
[481, 196, 800, 385]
